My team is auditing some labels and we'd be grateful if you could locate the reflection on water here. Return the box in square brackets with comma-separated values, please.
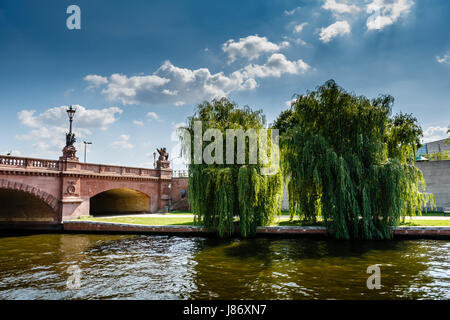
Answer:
[0, 233, 448, 299]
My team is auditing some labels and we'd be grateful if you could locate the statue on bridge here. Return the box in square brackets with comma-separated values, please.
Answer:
[156, 147, 170, 169]
[60, 105, 79, 162]
[66, 132, 76, 148]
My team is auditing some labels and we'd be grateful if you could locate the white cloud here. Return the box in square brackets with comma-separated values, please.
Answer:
[319, 20, 351, 43]
[283, 35, 307, 46]
[238, 53, 310, 78]
[101, 73, 170, 105]
[110, 134, 133, 150]
[366, 0, 414, 31]
[133, 120, 144, 126]
[147, 112, 159, 120]
[322, 0, 361, 14]
[222, 35, 288, 63]
[84, 75, 108, 88]
[95, 61, 259, 106]
[284, 7, 301, 16]
[17, 105, 122, 155]
[18, 105, 122, 131]
[422, 126, 449, 143]
[88, 52, 310, 106]
[437, 54, 450, 65]
[294, 22, 308, 33]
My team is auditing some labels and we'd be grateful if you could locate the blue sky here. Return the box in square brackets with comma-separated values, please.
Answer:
[0, 0, 449, 169]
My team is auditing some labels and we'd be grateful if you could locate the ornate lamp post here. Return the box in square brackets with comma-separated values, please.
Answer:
[60, 105, 79, 161]
[67, 105, 75, 141]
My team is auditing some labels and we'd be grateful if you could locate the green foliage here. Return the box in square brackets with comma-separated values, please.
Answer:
[386, 112, 423, 163]
[184, 98, 282, 237]
[272, 108, 296, 136]
[279, 80, 434, 240]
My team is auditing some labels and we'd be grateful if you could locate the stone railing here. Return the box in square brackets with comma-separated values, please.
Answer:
[79, 162, 161, 178]
[0, 155, 59, 171]
[0, 155, 166, 178]
[172, 170, 188, 178]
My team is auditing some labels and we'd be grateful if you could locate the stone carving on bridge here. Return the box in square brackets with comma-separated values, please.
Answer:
[156, 147, 170, 169]
[64, 180, 79, 197]
[66, 132, 76, 148]
[60, 146, 79, 162]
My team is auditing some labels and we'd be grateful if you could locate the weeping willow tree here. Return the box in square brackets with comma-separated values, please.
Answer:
[275, 80, 434, 240]
[182, 98, 282, 237]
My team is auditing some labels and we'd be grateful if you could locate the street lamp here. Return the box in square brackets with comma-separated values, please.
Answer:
[83, 141, 92, 163]
[65, 105, 77, 147]
[67, 105, 76, 134]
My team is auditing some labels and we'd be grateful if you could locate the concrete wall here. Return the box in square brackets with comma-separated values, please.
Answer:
[279, 161, 450, 212]
[416, 160, 450, 211]
[425, 139, 450, 154]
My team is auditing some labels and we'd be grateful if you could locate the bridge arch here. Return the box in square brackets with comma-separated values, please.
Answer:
[89, 188, 151, 216]
[0, 179, 59, 223]
[0, 179, 59, 211]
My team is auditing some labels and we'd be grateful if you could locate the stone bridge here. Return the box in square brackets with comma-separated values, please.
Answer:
[0, 155, 188, 229]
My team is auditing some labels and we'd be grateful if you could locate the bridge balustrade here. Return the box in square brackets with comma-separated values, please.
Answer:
[0, 155, 162, 177]
[0, 155, 59, 170]
[172, 170, 188, 178]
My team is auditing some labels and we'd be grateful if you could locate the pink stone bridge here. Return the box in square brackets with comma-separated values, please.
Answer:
[0, 155, 188, 229]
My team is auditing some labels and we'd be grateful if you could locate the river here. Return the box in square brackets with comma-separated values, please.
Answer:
[0, 233, 449, 299]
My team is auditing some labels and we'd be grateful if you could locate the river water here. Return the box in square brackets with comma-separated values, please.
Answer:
[0, 233, 448, 299]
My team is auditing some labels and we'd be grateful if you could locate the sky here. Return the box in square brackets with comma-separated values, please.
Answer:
[0, 0, 449, 170]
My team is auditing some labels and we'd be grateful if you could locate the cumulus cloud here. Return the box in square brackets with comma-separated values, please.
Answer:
[110, 134, 133, 150]
[294, 22, 308, 33]
[100, 73, 170, 105]
[147, 112, 159, 120]
[239, 53, 310, 78]
[17, 105, 122, 155]
[366, 0, 414, 30]
[322, 0, 361, 15]
[18, 105, 122, 131]
[84, 75, 108, 88]
[422, 126, 449, 143]
[133, 120, 144, 126]
[87, 53, 310, 106]
[222, 35, 289, 63]
[92, 61, 258, 106]
[437, 54, 450, 65]
[319, 20, 351, 43]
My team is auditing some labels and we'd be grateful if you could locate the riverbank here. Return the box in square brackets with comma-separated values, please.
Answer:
[62, 220, 450, 239]
[76, 214, 450, 227]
